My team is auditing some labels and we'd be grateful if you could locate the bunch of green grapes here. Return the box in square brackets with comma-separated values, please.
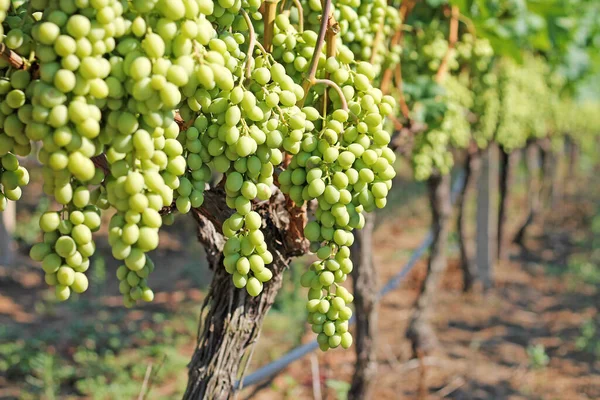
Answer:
[0, 0, 36, 211]
[555, 100, 600, 156]
[455, 34, 498, 148]
[271, 13, 396, 350]
[29, 208, 100, 300]
[0, 152, 28, 210]
[1, 0, 397, 351]
[495, 56, 552, 151]
[401, 20, 457, 80]
[405, 51, 473, 179]
[303, 0, 402, 77]
[0, 0, 8, 38]
[22, 0, 127, 301]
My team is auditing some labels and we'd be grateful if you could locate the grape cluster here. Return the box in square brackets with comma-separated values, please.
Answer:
[23, 0, 129, 299]
[455, 35, 498, 148]
[305, 276, 354, 350]
[0, 153, 28, 209]
[0, 0, 8, 34]
[399, 24, 483, 180]
[496, 56, 552, 151]
[410, 76, 473, 181]
[305, 0, 402, 76]
[556, 101, 600, 154]
[270, 13, 396, 349]
[30, 209, 101, 300]
[0, 0, 399, 350]
[402, 20, 458, 79]
[0, 11, 34, 210]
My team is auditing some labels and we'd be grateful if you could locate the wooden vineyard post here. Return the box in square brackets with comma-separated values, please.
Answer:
[407, 173, 452, 355]
[406, 7, 460, 392]
[349, 213, 377, 400]
[0, 200, 16, 265]
[514, 142, 542, 246]
[457, 146, 482, 291]
[475, 144, 499, 290]
[497, 148, 520, 262]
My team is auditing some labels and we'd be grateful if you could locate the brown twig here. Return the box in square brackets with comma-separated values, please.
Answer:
[369, 20, 385, 65]
[137, 363, 153, 400]
[174, 112, 193, 130]
[0, 44, 25, 69]
[394, 64, 411, 120]
[435, 6, 460, 84]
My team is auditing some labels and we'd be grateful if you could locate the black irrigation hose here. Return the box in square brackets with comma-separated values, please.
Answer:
[236, 170, 466, 390]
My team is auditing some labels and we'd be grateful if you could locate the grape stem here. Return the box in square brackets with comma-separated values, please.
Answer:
[0, 44, 25, 69]
[298, 0, 346, 112]
[301, 0, 333, 93]
[322, 7, 338, 116]
[458, 13, 477, 35]
[313, 79, 348, 112]
[241, 9, 256, 79]
[291, 0, 304, 32]
[174, 111, 195, 130]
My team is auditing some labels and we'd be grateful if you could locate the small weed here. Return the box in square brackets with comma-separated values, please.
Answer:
[326, 379, 351, 400]
[527, 344, 550, 369]
[575, 319, 600, 357]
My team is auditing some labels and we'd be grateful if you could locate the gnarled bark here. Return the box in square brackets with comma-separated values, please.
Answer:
[407, 173, 452, 356]
[349, 213, 377, 400]
[184, 189, 308, 400]
[456, 147, 481, 292]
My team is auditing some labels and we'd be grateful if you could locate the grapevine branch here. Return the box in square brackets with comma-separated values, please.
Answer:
[262, 0, 279, 52]
[369, 19, 385, 65]
[394, 61, 411, 121]
[381, 0, 416, 94]
[435, 6, 460, 84]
